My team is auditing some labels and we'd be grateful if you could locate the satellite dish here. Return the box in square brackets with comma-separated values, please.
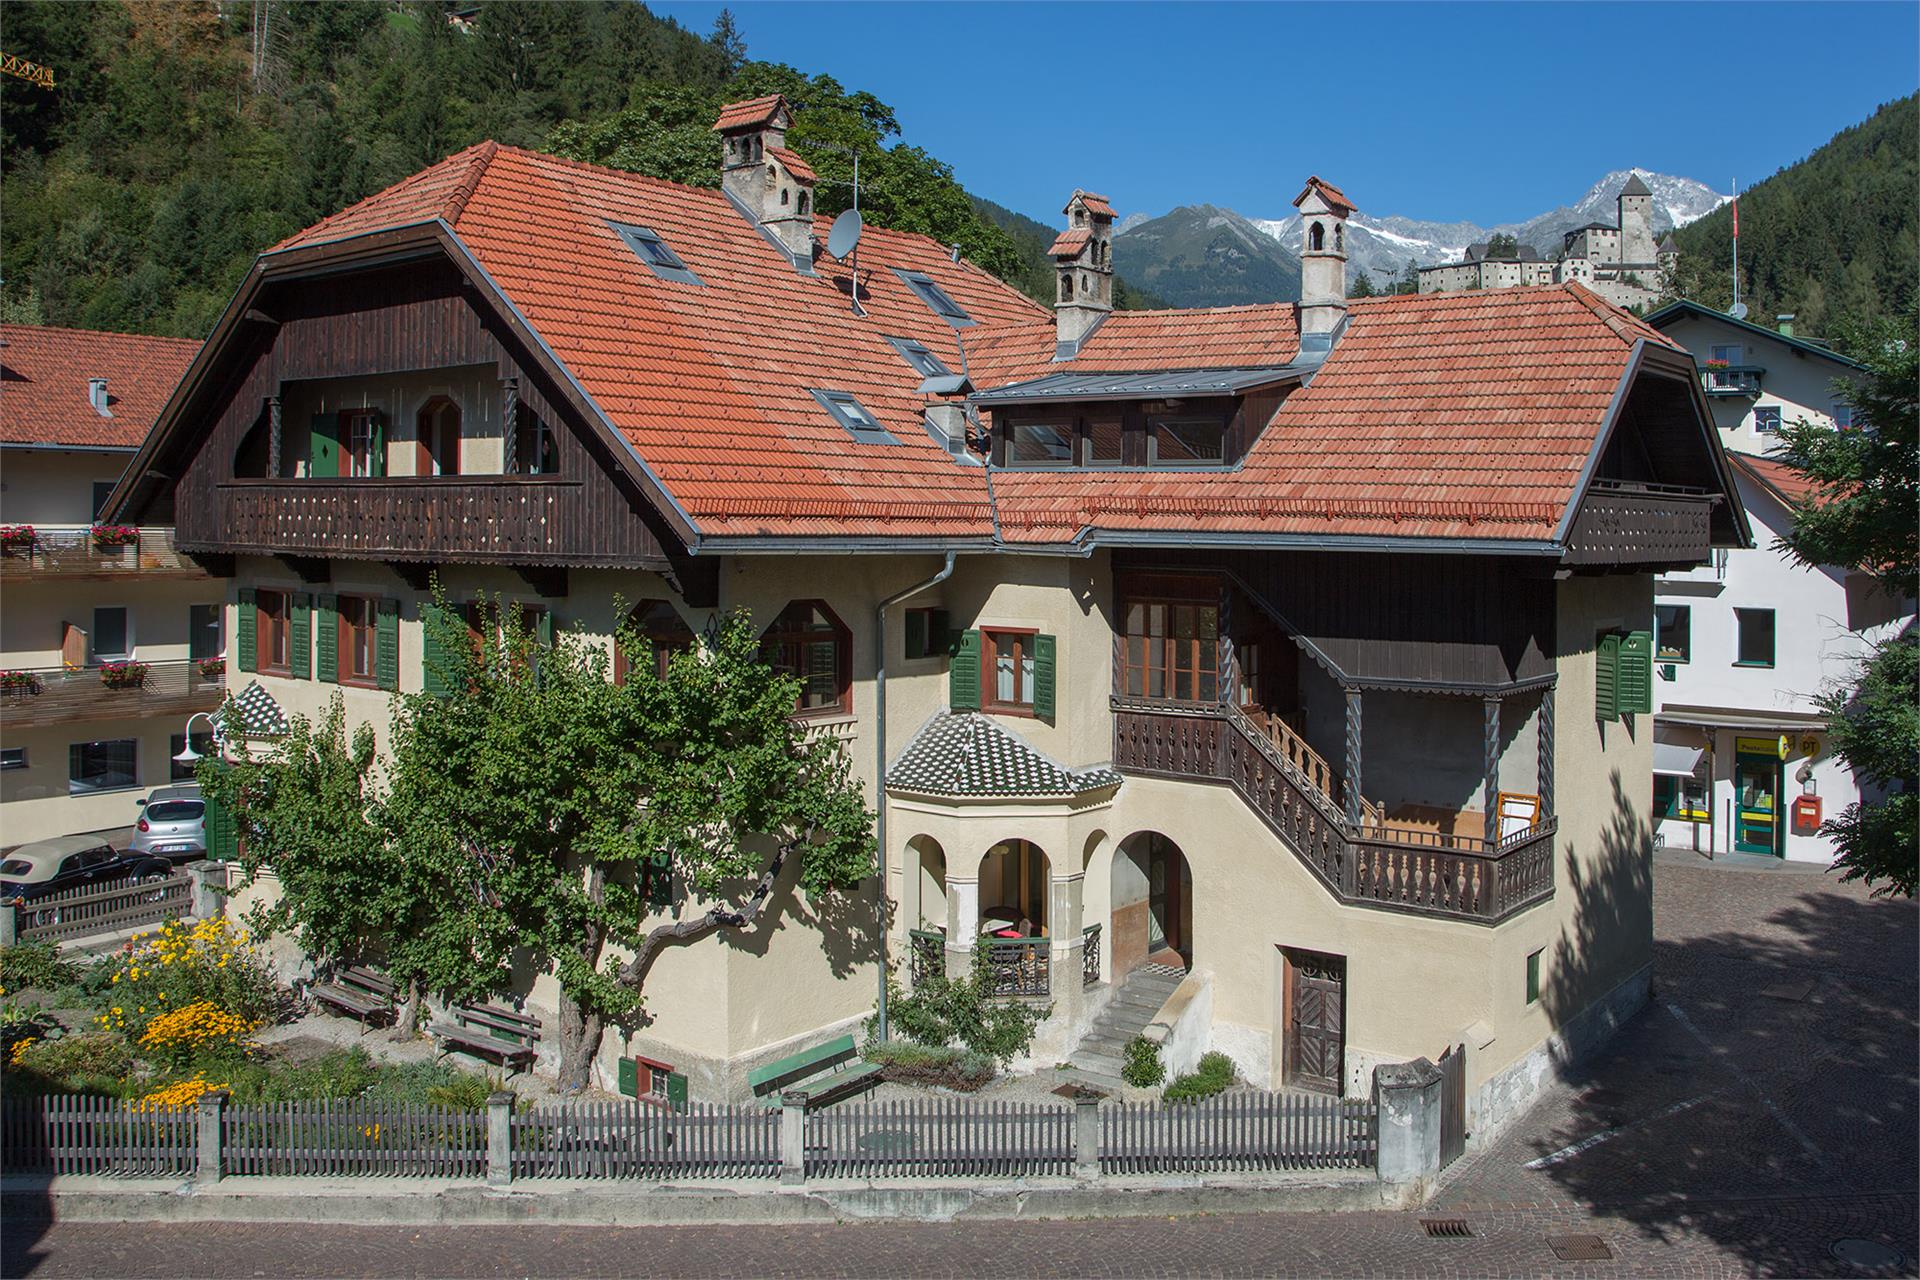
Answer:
[1729, 302, 1749, 321]
[827, 208, 864, 260]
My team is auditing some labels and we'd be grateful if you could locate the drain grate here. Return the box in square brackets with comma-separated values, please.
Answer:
[1831, 1238, 1905, 1271]
[1420, 1219, 1474, 1238]
[1547, 1234, 1615, 1261]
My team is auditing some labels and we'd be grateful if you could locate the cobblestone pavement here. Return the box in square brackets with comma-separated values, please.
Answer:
[4, 860, 1914, 1278]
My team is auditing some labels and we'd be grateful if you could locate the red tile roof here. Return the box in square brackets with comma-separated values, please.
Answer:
[1, 324, 199, 448]
[1293, 176, 1356, 216]
[711, 95, 788, 133]
[1076, 193, 1116, 219]
[967, 303, 1302, 387]
[767, 147, 816, 184]
[1047, 228, 1091, 258]
[1732, 453, 1820, 507]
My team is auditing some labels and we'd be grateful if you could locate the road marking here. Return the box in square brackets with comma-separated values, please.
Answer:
[1666, 1001, 1824, 1163]
[1523, 1093, 1714, 1169]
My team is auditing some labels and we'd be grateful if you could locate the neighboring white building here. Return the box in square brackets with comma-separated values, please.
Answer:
[1643, 302, 1911, 861]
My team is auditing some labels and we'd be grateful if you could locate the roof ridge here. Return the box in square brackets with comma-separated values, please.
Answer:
[0, 323, 200, 349]
[441, 139, 500, 227]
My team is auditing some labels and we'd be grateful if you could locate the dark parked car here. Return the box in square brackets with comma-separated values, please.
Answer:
[0, 835, 173, 924]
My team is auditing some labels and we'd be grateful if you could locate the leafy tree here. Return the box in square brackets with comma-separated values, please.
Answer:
[1813, 635, 1917, 898]
[1485, 232, 1519, 260]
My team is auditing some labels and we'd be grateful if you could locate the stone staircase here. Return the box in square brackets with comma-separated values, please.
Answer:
[1064, 963, 1186, 1090]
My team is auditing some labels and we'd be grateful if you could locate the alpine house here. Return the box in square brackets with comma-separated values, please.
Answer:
[105, 96, 1749, 1127]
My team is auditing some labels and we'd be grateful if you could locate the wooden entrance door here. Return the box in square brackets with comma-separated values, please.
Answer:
[1284, 949, 1346, 1095]
[1147, 836, 1190, 965]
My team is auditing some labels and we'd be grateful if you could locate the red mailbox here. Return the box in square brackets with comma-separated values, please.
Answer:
[1791, 795, 1823, 834]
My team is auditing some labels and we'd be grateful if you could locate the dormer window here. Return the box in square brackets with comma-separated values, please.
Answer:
[895, 270, 973, 327]
[811, 389, 899, 445]
[611, 222, 703, 286]
[885, 336, 950, 379]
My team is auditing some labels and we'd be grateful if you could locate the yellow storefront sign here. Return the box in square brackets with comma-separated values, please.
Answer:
[1736, 735, 1789, 760]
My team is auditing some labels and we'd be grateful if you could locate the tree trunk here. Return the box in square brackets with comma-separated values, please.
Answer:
[394, 976, 421, 1037]
[554, 985, 604, 1094]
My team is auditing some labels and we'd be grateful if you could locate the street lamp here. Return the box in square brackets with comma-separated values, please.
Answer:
[172, 710, 225, 768]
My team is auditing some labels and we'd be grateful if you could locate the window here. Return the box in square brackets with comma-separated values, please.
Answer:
[1149, 417, 1226, 466]
[1735, 608, 1776, 667]
[983, 630, 1038, 713]
[611, 222, 703, 286]
[1709, 343, 1740, 365]
[1831, 400, 1855, 429]
[92, 481, 116, 519]
[343, 409, 381, 477]
[1753, 405, 1781, 434]
[92, 607, 130, 661]
[338, 596, 378, 686]
[257, 589, 291, 673]
[895, 270, 973, 326]
[903, 607, 949, 660]
[1525, 949, 1542, 1005]
[614, 600, 695, 684]
[1653, 772, 1709, 822]
[811, 390, 898, 445]
[1654, 604, 1691, 663]
[169, 732, 214, 781]
[884, 336, 950, 379]
[418, 398, 461, 476]
[1008, 419, 1075, 466]
[1086, 417, 1124, 465]
[514, 410, 558, 475]
[761, 600, 851, 717]
[1120, 596, 1219, 701]
[69, 738, 138, 795]
[190, 604, 223, 662]
[1, 747, 25, 771]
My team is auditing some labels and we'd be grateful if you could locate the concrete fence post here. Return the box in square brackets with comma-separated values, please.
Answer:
[0, 903, 16, 948]
[1373, 1059, 1443, 1187]
[780, 1092, 807, 1186]
[195, 1088, 229, 1184]
[1074, 1095, 1100, 1178]
[486, 1091, 514, 1187]
[187, 861, 225, 919]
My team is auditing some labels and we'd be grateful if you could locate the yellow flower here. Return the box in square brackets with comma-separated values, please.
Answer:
[111, 974, 120, 984]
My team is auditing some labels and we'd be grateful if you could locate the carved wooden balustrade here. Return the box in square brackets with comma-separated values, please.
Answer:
[1112, 699, 1555, 924]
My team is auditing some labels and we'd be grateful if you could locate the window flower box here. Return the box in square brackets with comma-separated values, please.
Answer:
[0, 670, 43, 695]
[0, 525, 35, 554]
[1703, 359, 1730, 370]
[99, 661, 150, 689]
[90, 524, 139, 548]
[196, 657, 227, 680]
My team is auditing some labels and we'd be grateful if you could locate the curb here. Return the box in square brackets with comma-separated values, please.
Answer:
[4, 1171, 1416, 1226]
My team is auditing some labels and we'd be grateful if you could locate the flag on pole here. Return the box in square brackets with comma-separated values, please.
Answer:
[1731, 182, 1739, 238]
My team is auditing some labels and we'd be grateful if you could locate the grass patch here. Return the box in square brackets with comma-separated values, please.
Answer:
[862, 1040, 996, 1091]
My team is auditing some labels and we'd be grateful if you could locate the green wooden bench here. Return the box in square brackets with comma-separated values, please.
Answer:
[747, 1033, 882, 1109]
[427, 1001, 540, 1075]
[310, 964, 395, 1033]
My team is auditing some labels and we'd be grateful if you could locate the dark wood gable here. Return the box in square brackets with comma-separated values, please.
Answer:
[1562, 349, 1748, 571]
[123, 251, 682, 573]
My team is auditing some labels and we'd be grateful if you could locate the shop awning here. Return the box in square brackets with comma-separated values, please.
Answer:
[1657, 705, 1827, 732]
[1652, 743, 1704, 777]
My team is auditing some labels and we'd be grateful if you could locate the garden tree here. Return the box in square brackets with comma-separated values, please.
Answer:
[391, 599, 875, 1090]
[1774, 313, 1919, 896]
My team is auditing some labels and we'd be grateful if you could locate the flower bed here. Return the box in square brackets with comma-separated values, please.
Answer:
[89, 524, 139, 548]
[99, 661, 150, 689]
[861, 1040, 995, 1091]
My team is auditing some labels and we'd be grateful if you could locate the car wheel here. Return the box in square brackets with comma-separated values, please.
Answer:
[29, 906, 59, 929]
[139, 871, 173, 902]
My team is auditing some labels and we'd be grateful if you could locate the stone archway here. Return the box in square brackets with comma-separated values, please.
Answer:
[907, 834, 948, 932]
[979, 838, 1050, 938]
[1113, 832, 1193, 978]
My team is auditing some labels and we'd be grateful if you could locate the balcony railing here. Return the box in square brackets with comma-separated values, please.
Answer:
[0, 526, 206, 580]
[1112, 698, 1555, 924]
[1702, 365, 1764, 397]
[981, 937, 1051, 998]
[0, 660, 226, 729]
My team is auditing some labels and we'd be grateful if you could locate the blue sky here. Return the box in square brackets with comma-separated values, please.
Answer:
[653, 1, 1918, 226]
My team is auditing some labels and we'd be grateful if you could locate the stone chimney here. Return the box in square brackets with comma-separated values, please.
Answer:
[713, 94, 816, 268]
[1051, 190, 1116, 357]
[1294, 176, 1355, 341]
[88, 377, 111, 417]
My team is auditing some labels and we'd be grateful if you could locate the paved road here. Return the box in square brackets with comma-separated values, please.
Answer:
[5, 857, 1915, 1278]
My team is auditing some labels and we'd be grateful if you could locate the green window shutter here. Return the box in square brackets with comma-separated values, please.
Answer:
[1594, 632, 1620, 722]
[421, 603, 450, 698]
[309, 412, 339, 478]
[1032, 633, 1058, 721]
[370, 411, 387, 477]
[375, 599, 400, 691]
[236, 589, 257, 673]
[1618, 630, 1654, 715]
[290, 592, 313, 680]
[905, 610, 928, 660]
[202, 762, 237, 863]
[665, 1071, 688, 1111]
[536, 609, 554, 647]
[949, 629, 981, 711]
[616, 1057, 638, 1098]
[315, 594, 338, 683]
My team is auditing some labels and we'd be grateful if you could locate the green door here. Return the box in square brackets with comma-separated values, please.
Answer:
[1733, 752, 1782, 856]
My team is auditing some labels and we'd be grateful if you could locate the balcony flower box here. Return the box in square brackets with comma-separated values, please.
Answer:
[1703, 359, 1730, 370]
[196, 657, 227, 680]
[99, 661, 150, 690]
[0, 525, 35, 554]
[0, 670, 43, 695]
[90, 524, 139, 548]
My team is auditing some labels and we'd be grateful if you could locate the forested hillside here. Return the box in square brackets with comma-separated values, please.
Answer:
[1672, 96, 1916, 336]
[0, 1, 1029, 338]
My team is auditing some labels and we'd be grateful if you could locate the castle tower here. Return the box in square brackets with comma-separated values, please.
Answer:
[1618, 172, 1657, 265]
[1051, 190, 1116, 354]
[713, 94, 817, 267]
[1294, 176, 1356, 338]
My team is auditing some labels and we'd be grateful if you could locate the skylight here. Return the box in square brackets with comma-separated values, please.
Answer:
[810, 389, 900, 445]
[610, 222, 702, 286]
[885, 336, 951, 379]
[894, 270, 973, 327]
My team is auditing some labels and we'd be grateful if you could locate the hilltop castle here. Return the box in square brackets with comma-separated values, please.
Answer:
[1418, 173, 1678, 311]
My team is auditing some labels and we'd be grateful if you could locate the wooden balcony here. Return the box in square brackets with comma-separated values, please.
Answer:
[1563, 481, 1716, 568]
[0, 660, 226, 729]
[1112, 699, 1555, 925]
[0, 527, 207, 581]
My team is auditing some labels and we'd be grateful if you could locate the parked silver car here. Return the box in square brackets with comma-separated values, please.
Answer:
[129, 784, 206, 862]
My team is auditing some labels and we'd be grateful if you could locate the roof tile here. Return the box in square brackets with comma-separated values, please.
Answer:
[1, 325, 199, 448]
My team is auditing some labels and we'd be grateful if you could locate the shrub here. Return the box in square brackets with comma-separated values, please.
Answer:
[869, 946, 1049, 1067]
[1163, 1050, 1236, 1103]
[98, 917, 277, 1048]
[137, 999, 257, 1069]
[862, 1039, 996, 1091]
[0, 940, 81, 994]
[1121, 1035, 1165, 1087]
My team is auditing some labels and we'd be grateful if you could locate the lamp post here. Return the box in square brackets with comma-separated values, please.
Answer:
[171, 709, 226, 771]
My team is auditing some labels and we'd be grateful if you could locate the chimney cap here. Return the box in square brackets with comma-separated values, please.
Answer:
[1292, 176, 1356, 216]
[712, 94, 791, 133]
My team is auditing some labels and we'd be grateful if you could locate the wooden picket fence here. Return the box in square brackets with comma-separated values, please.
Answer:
[1101, 1092, 1375, 1173]
[805, 1097, 1074, 1178]
[512, 1101, 779, 1180]
[13, 871, 194, 943]
[222, 1101, 486, 1177]
[0, 1093, 195, 1176]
